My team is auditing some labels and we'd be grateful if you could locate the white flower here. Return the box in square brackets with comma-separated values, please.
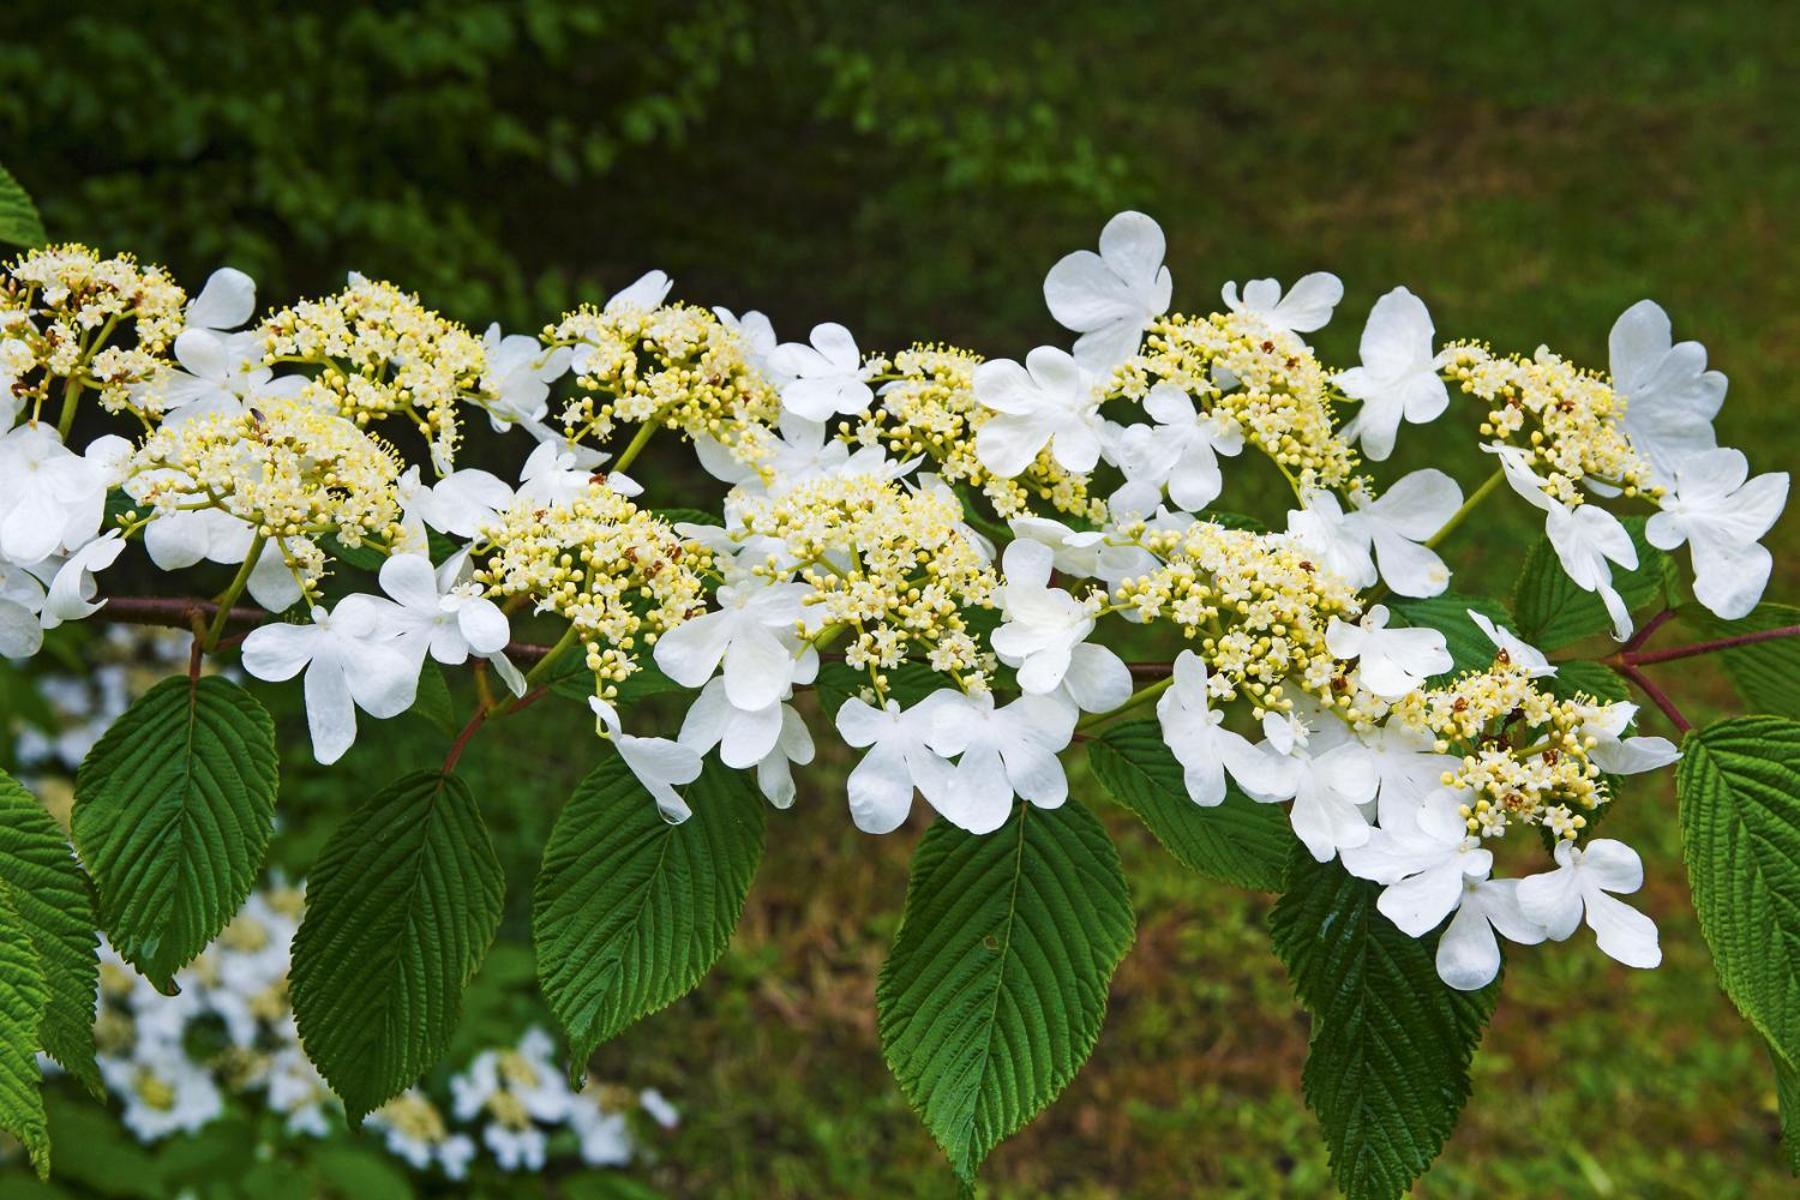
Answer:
[1434, 875, 1548, 991]
[1325, 605, 1452, 699]
[571, 1102, 634, 1166]
[1646, 446, 1788, 620]
[367, 1091, 476, 1179]
[1108, 384, 1244, 516]
[589, 696, 704, 824]
[1220, 272, 1344, 337]
[1287, 471, 1458, 597]
[185, 267, 257, 333]
[1042, 210, 1172, 374]
[990, 539, 1130, 713]
[1342, 790, 1493, 941]
[517, 439, 635, 504]
[137, 505, 302, 613]
[0, 424, 119, 565]
[372, 552, 515, 685]
[653, 579, 816, 711]
[768, 323, 875, 420]
[40, 530, 126, 627]
[241, 601, 420, 764]
[680, 684, 816, 810]
[639, 1087, 680, 1129]
[1609, 299, 1725, 488]
[100, 1045, 224, 1143]
[1467, 609, 1554, 677]
[1360, 721, 1462, 817]
[604, 269, 673, 314]
[158, 328, 302, 422]
[1155, 651, 1296, 805]
[926, 690, 1077, 834]
[1007, 514, 1163, 591]
[1517, 837, 1661, 969]
[714, 307, 783, 382]
[834, 693, 962, 834]
[1490, 444, 1642, 639]
[973, 346, 1103, 477]
[402, 464, 517, 540]
[0, 559, 43, 658]
[1570, 701, 1681, 775]
[1337, 287, 1450, 461]
[450, 1029, 571, 1126]
[1244, 704, 1379, 863]
[481, 323, 571, 430]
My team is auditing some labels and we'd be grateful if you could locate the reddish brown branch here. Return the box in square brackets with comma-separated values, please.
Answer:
[1621, 624, 1800, 667]
[1614, 662, 1692, 733]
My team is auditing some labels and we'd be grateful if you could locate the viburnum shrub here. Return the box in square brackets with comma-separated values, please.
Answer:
[0, 170, 1795, 1196]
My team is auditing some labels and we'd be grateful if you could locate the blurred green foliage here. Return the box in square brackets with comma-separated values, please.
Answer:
[2, 0, 1798, 1196]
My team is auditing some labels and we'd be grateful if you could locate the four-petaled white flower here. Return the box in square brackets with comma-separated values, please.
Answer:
[834, 694, 961, 834]
[678, 678, 814, 809]
[1608, 299, 1725, 488]
[767, 323, 876, 421]
[1517, 837, 1661, 969]
[1326, 605, 1452, 699]
[1342, 789, 1494, 940]
[481, 324, 572, 431]
[974, 346, 1104, 479]
[1244, 704, 1379, 863]
[1220, 272, 1344, 338]
[653, 579, 816, 711]
[1645, 446, 1787, 620]
[1288, 470, 1459, 598]
[1107, 384, 1244, 517]
[371, 552, 516, 690]
[926, 690, 1077, 834]
[241, 600, 421, 765]
[1042, 210, 1172, 374]
[713, 308, 783, 384]
[1337, 287, 1450, 461]
[990, 539, 1130, 713]
[1155, 650, 1296, 806]
[588, 695, 704, 824]
[1491, 443, 1642, 638]
[0, 425, 125, 565]
[1434, 874, 1548, 991]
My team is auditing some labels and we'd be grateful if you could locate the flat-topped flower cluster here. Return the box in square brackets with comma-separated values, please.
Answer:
[0, 211, 1786, 994]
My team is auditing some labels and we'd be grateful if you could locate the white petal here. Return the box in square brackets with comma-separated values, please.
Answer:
[187, 268, 256, 331]
[240, 622, 318, 682]
[1585, 890, 1661, 968]
[1061, 643, 1131, 713]
[1436, 901, 1502, 991]
[652, 610, 733, 688]
[847, 742, 915, 834]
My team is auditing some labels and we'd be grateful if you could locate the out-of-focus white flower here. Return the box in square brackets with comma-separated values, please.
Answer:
[1517, 837, 1660, 969]
[974, 346, 1104, 478]
[1646, 446, 1787, 620]
[241, 600, 420, 764]
[589, 696, 704, 824]
[1337, 287, 1450, 461]
[990, 539, 1130, 713]
[98, 1045, 224, 1143]
[368, 1090, 477, 1180]
[834, 693, 962, 834]
[1220, 272, 1344, 337]
[1326, 605, 1452, 699]
[1608, 299, 1725, 488]
[1042, 210, 1172, 374]
[768, 323, 875, 421]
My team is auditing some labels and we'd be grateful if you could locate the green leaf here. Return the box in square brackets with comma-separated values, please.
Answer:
[0, 772, 100, 1095]
[1269, 852, 1497, 1200]
[72, 676, 278, 991]
[1512, 516, 1667, 650]
[1682, 602, 1800, 719]
[1544, 659, 1631, 705]
[1086, 720, 1290, 890]
[409, 661, 458, 739]
[813, 659, 945, 717]
[1677, 717, 1800, 1065]
[877, 802, 1135, 1183]
[0, 163, 46, 249]
[1387, 593, 1512, 681]
[290, 770, 503, 1120]
[535, 753, 764, 1068]
[0, 886, 50, 1177]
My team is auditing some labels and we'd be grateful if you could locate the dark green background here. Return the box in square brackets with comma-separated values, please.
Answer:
[3, 2, 1797, 1196]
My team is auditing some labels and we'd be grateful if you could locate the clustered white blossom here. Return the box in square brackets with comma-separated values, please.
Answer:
[2, 213, 1787, 992]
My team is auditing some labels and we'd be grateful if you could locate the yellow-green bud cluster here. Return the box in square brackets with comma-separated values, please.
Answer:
[258, 277, 481, 473]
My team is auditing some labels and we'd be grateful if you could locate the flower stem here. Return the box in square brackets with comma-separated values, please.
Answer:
[1075, 674, 1174, 735]
[612, 421, 659, 474]
[203, 534, 266, 651]
[1613, 662, 1692, 733]
[517, 624, 582, 693]
[1621, 623, 1800, 666]
[1425, 467, 1505, 550]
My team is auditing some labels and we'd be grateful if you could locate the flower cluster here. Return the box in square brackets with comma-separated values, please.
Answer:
[1, 206, 1788, 1005]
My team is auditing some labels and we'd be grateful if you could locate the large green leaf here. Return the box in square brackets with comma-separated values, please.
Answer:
[290, 770, 503, 1120]
[535, 754, 764, 1069]
[0, 163, 46, 249]
[1682, 602, 1800, 720]
[877, 801, 1135, 1183]
[0, 772, 99, 1095]
[1387, 593, 1512, 682]
[1512, 516, 1667, 650]
[72, 676, 278, 991]
[1086, 720, 1290, 890]
[1678, 717, 1800, 1064]
[1269, 852, 1497, 1200]
[0, 887, 49, 1177]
